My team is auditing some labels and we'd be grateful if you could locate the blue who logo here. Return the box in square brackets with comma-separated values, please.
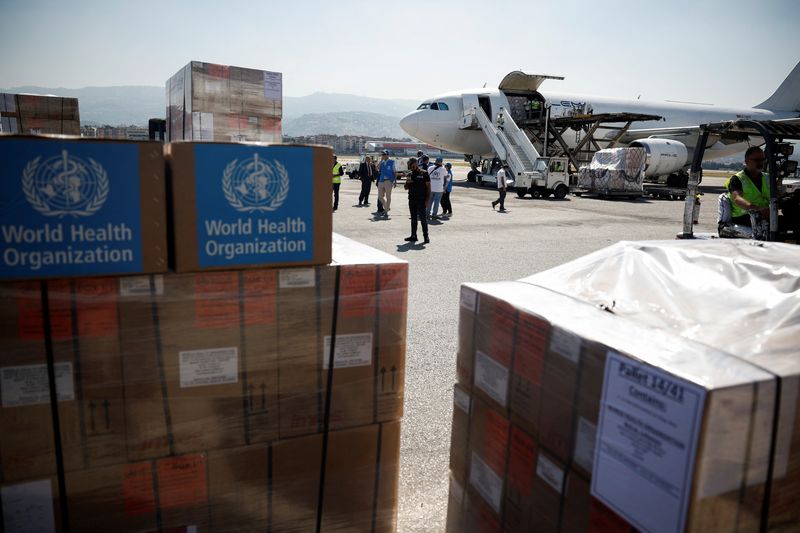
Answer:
[222, 153, 290, 212]
[22, 149, 109, 217]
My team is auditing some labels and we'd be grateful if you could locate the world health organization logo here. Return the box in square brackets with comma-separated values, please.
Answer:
[22, 150, 109, 217]
[222, 153, 290, 212]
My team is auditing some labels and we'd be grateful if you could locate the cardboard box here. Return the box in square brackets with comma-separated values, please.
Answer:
[118, 271, 281, 457]
[446, 474, 466, 533]
[0, 93, 80, 135]
[0, 279, 127, 482]
[0, 478, 62, 533]
[166, 141, 332, 272]
[455, 280, 778, 533]
[467, 395, 510, 521]
[166, 61, 282, 143]
[277, 235, 407, 438]
[0, 136, 167, 280]
[449, 384, 472, 486]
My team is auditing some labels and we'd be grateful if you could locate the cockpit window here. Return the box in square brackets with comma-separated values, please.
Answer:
[437, 102, 449, 111]
[430, 103, 439, 110]
[417, 102, 431, 110]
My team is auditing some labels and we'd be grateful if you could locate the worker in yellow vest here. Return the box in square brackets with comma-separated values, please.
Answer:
[332, 155, 344, 212]
[726, 146, 770, 227]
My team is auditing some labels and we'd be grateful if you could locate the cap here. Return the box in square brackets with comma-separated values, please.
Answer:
[435, 157, 443, 163]
[445, 162, 452, 168]
[382, 150, 389, 155]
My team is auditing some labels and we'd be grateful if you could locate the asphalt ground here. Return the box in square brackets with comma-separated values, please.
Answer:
[332, 167, 724, 532]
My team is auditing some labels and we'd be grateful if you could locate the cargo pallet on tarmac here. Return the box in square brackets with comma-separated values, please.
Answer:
[570, 188, 643, 200]
[643, 184, 687, 200]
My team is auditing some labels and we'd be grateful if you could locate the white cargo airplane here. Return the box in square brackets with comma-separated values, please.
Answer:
[399, 61, 800, 179]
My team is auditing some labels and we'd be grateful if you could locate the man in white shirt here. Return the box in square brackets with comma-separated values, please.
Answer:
[492, 164, 508, 212]
[427, 157, 448, 219]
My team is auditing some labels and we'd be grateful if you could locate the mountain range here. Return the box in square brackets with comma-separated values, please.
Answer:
[0, 85, 418, 137]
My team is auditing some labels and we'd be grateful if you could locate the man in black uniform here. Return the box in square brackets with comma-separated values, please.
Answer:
[404, 158, 431, 244]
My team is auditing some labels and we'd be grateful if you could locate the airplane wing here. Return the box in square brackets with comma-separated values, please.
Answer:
[617, 117, 800, 145]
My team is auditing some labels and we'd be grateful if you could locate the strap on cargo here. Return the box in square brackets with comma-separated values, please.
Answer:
[315, 266, 341, 532]
[40, 281, 70, 533]
[369, 423, 384, 533]
[150, 276, 175, 455]
[237, 272, 252, 444]
[68, 281, 90, 468]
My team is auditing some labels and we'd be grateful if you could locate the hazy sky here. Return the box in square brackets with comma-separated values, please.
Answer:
[1, 0, 798, 107]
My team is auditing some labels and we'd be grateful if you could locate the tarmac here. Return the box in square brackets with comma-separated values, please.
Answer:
[332, 166, 724, 532]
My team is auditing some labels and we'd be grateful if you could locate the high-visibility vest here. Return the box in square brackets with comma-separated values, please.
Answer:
[332, 162, 343, 184]
[726, 170, 770, 218]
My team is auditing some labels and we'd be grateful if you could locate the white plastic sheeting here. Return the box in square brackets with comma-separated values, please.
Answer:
[576, 148, 646, 193]
[520, 239, 800, 362]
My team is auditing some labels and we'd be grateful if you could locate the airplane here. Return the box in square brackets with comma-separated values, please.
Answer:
[399, 60, 800, 181]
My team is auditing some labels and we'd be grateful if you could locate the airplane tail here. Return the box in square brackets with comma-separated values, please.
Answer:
[755, 60, 800, 111]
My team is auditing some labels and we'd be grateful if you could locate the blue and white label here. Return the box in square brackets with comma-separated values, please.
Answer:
[0, 140, 143, 278]
[194, 144, 313, 267]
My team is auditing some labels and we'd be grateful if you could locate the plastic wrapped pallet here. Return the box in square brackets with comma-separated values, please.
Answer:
[449, 240, 800, 532]
[0, 234, 407, 532]
[166, 61, 283, 143]
[0, 93, 80, 135]
[576, 147, 645, 193]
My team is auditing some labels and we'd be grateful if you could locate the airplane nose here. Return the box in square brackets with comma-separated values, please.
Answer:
[399, 112, 419, 137]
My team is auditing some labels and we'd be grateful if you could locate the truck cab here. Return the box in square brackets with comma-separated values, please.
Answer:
[514, 157, 570, 199]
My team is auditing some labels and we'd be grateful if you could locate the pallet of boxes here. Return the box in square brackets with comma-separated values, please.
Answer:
[0, 93, 80, 135]
[0, 132, 407, 530]
[448, 240, 800, 533]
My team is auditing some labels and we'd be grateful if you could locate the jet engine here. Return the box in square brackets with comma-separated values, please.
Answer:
[630, 138, 689, 178]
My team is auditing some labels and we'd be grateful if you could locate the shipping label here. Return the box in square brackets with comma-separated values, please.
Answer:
[194, 272, 239, 329]
[459, 287, 477, 311]
[263, 71, 283, 100]
[536, 454, 565, 493]
[75, 277, 118, 337]
[123, 463, 156, 517]
[156, 455, 208, 509]
[474, 351, 509, 408]
[340, 265, 377, 318]
[322, 333, 373, 369]
[489, 301, 516, 367]
[549, 327, 581, 364]
[243, 270, 277, 325]
[454, 386, 471, 414]
[179, 347, 239, 388]
[1, 479, 56, 533]
[0, 140, 144, 278]
[1, 362, 74, 407]
[513, 314, 549, 386]
[119, 275, 164, 297]
[278, 267, 316, 288]
[379, 264, 408, 315]
[573, 416, 597, 473]
[507, 427, 537, 502]
[469, 453, 503, 514]
[591, 351, 705, 533]
[193, 144, 314, 268]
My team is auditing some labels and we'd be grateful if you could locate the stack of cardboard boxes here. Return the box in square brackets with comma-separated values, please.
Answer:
[447, 241, 800, 533]
[166, 61, 282, 144]
[0, 134, 407, 532]
[0, 93, 81, 135]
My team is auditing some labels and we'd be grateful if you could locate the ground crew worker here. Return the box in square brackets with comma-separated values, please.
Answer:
[726, 146, 770, 226]
[404, 158, 431, 244]
[492, 164, 509, 212]
[496, 107, 505, 130]
[332, 155, 344, 212]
